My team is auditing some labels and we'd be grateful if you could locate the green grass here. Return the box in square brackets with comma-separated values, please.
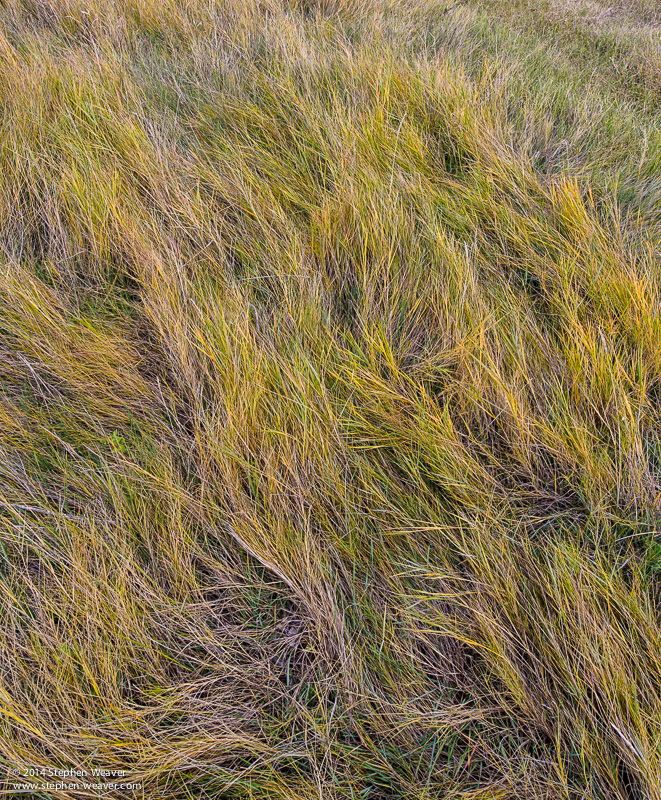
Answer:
[0, 0, 660, 797]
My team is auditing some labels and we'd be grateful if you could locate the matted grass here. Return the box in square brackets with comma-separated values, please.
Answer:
[0, 0, 660, 797]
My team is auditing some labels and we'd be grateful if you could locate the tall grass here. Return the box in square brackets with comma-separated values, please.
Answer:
[0, 0, 660, 797]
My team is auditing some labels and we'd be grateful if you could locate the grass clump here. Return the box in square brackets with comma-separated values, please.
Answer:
[0, 0, 660, 798]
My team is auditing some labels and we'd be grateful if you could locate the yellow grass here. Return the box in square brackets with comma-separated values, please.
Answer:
[0, 0, 660, 797]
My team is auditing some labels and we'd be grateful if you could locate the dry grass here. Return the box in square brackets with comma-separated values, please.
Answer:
[0, 0, 660, 798]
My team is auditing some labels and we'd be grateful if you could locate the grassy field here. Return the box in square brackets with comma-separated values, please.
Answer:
[0, 0, 660, 797]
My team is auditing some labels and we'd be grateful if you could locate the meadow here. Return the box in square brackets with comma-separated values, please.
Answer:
[0, 0, 660, 797]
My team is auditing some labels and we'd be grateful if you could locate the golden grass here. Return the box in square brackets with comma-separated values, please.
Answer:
[0, 0, 660, 797]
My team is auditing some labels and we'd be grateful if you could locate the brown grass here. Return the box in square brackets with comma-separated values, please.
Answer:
[0, 0, 660, 798]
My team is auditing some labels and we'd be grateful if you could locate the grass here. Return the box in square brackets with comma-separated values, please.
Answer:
[0, 0, 660, 797]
